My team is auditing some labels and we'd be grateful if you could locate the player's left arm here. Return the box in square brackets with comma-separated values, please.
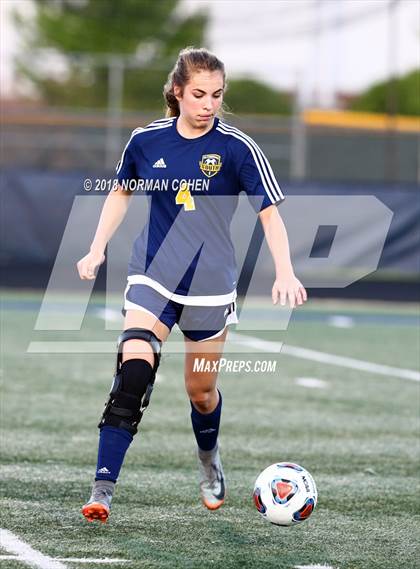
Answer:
[259, 205, 307, 308]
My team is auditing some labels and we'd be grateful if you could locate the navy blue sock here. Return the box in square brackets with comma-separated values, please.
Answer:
[190, 390, 222, 451]
[95, 426, 133, 482]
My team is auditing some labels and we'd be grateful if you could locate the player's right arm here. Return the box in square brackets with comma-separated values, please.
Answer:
[76, 185, 132, 280]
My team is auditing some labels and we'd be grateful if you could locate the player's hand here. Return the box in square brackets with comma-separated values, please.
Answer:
[272, 275, 307, 308]
[76, 250, 105, 280]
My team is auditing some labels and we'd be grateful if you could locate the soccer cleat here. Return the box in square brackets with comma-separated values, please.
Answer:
[197, 443, 226, 510]
[81, 480, 114, 523]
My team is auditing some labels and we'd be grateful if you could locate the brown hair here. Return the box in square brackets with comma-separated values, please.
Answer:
[163, 47, 226, 118]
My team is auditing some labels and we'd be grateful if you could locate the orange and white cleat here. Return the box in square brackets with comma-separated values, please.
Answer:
[81, 481, 114, 523]
[197, 444, 226, 510]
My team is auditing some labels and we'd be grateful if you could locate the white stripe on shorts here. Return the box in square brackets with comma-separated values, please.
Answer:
[125, 275, 237, 306]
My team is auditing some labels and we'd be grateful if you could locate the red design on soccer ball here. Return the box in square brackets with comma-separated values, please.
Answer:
[293, 497, 315, 522]
[271, 477, 298, 504]
[276, 481, 294, 500]
[253, 487, 266, 514]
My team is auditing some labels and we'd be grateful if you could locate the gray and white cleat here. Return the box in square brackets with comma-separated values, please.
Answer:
[81, 480, 115, 523]
[197, 443, 226, 510]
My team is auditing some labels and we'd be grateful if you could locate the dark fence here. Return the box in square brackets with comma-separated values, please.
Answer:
[1, 167, 419, 300]
[1, 108, 419, 184]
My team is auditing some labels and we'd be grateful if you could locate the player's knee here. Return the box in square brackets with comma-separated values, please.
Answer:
[122, 339, 154, 368]
[99, 328, 162, 435]
[189, 388, 217, 414]
[99, 358, 155, 434]
[120, 358, 153, 397]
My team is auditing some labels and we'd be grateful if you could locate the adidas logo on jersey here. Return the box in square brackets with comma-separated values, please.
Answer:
[153, 158, 166, 168]
[97, 466, 111, 474]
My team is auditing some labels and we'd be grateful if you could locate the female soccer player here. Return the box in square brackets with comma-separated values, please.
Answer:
[77, 47, 307, 523]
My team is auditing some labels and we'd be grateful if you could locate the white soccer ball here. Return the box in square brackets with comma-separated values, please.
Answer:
[253, 462, 317, 526]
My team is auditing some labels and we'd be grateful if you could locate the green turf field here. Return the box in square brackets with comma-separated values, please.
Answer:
[1, 290, 419, 569]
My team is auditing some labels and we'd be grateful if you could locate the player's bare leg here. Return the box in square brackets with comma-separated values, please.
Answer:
[184, 329, 228, 510]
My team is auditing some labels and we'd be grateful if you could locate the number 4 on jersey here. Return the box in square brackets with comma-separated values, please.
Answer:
[175, 182, 196, 211]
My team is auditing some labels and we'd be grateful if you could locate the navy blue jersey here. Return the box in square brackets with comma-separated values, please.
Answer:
[116, 116, 284, 306]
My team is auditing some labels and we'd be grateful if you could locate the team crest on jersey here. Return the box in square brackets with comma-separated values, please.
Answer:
[199, 154, 222, 178]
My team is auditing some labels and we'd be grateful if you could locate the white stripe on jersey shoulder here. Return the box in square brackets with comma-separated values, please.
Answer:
[217, 121, 283, 203]
[116, 119, 174, 174]
[217, 121, 284, 203]
[116, 126, 144, 174]
[147, 117, 176, 125]
[144, 117, 175, 129]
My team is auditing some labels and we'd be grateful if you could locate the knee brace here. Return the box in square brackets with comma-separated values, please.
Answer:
[98, 328, 162, 435]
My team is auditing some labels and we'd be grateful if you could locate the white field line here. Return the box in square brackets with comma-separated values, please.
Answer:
[295, 565, 336, 569]
[94, 308, 122, 322]
[327, 315, 354, 328]
[230, 332, 420, 382]
[0, 528, 68, 569]
[295, 377, 328, 389]
[55, 559, 129, 564]
[0, 555, 332, 568]
[228, 333, 283, 353]
[0, 554, 129, 564]
[155, 373, 165, 384]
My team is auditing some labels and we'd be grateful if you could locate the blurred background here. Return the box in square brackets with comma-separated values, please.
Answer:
[1, 5, 419, 564]
[1, 0, 419, 300]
